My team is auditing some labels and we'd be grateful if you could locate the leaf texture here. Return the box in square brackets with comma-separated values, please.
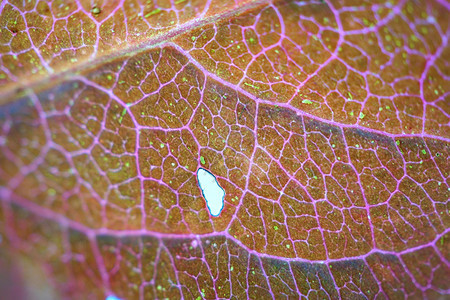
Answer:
[0, 0, 449, 299]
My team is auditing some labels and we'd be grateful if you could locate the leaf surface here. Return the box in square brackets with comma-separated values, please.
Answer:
[0, 0, 449, 299]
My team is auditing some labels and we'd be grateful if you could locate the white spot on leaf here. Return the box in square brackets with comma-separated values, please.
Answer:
[197, 168, 225, 217]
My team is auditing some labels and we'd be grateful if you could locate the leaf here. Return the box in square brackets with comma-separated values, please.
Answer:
[0, 0, 449, 299]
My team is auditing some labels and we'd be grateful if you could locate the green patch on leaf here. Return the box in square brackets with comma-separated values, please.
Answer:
[145, 8, 162, 18]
